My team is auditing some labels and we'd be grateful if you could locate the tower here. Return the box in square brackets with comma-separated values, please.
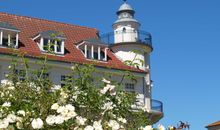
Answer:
[109, 1, 163, 123]
[110, 1, 153, 71]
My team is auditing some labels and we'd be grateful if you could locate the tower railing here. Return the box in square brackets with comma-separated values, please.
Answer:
[151, 99, 163, 113]
[100, 30, 152, 48]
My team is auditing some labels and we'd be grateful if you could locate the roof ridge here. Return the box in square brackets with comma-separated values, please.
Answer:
[0, 12, 98, 32]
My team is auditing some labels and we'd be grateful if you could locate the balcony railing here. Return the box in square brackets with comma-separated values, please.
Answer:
[100, 30, 152, 48]
[151, 99, 163, 113]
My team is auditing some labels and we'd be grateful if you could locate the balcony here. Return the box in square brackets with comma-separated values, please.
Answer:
[149, 99, 163, 123]
[151, 99, 163, 112]
[100, 30, 153, 49]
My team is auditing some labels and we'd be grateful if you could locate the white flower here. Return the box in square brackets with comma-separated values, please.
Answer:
[100, 87, 109, 95]
[57, 106, 65, 113]
[64, 111, 77, 120]
[85, 125, 94, 130]
[72, 95, 78, 100]
[102, 78, 110, 84]
[118, 117, 127, 124]
[71, 66, 75, 70]
[51, 103, 59, 110]
[158, 124, 165, 130]
[100, 84, 116, 95]
[54, 115, 64, 125]
[76, 116, 87, 126]
[6, 114, 17, 123]
[16, 117, 23, 122]
[1, 79, 13, 86]
[46, 115, 56, 126]
[65, 104, 75, 112]
[93, 120, 103, 130]
[108, 120, 120, 130]
[0, 119, 9, 129]
[60, 91, 68, 99]
[16, 121, 23, 129]
[2, 102, 11, 107]
[29, 82, 37, 88]
[102, 102, 113, 110]
[17, 110, 25, 117]
[107, 84, 115, 91]
[139, 125, 153, 130]
[31, 118, 43, 129]
[52, 85, 61, 90]
[57, 105, 77, 121]
[8, 66, 12, 69]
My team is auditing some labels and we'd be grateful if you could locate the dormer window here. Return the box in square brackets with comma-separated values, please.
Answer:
[0, 22, 20, 48]
[33, 30, 65, 55]
[77, 39, 108, 61]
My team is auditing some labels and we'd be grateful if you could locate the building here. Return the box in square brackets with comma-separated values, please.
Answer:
[0, 1, 163, 123]
[206, 121, 220, 130]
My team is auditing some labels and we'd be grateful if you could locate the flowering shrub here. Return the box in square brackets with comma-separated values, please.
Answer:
[0, 55, 153, 130]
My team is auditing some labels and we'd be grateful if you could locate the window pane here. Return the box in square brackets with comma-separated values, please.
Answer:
[94, 52, 98, 59]
[2, 38, 8, 46]
[57, 41, 62, 52]
[43, 39, 48, 50]
[125, 83, 135, 92]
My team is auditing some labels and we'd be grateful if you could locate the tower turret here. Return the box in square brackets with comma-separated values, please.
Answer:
[109, 1, 153, 71]
[113, 1, 140, 43]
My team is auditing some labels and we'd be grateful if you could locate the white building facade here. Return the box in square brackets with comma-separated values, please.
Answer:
[0, 1, 163, 123]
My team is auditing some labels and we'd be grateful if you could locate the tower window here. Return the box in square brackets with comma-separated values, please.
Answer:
[123, 27, 126, 32]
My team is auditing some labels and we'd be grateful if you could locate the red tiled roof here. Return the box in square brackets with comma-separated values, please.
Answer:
[0, 12, 146, 73]
[206, 121, 220, 128]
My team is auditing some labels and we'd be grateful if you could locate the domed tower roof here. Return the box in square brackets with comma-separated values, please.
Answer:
[113, 1, 140, 28]
[117, 1, 135, 15]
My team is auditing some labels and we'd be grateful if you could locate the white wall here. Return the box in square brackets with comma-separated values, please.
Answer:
[0, 56, 151, 111]
[114, 26, 138, 43]
[112, 44, 150, 70]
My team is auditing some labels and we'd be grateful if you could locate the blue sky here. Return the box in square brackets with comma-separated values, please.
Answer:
[1, 0, 220, 129]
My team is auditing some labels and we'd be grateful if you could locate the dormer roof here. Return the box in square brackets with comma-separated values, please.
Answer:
[39, 30, 66, 39]
[0, 22, 20, 32]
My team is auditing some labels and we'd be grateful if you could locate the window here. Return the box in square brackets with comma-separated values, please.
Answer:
[43, 38, 49, 51]
[0, 31, 19, 48]
[0, 22, 20, 48]
[41, 38, 64, 54]
[33, 30, 65, 55]
[15, 69, 25, 81]
[82, 46, 107, 61]
[61, 75, 72, 87]
[125, 83, 135, 92]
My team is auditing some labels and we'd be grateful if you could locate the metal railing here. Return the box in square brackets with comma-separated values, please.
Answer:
[151, 99, 163, 112]
[100, 30, 152, 47]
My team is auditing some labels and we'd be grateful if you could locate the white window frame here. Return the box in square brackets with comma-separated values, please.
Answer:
[0, 30, 19, 48]
[40, 37, 64, 55]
